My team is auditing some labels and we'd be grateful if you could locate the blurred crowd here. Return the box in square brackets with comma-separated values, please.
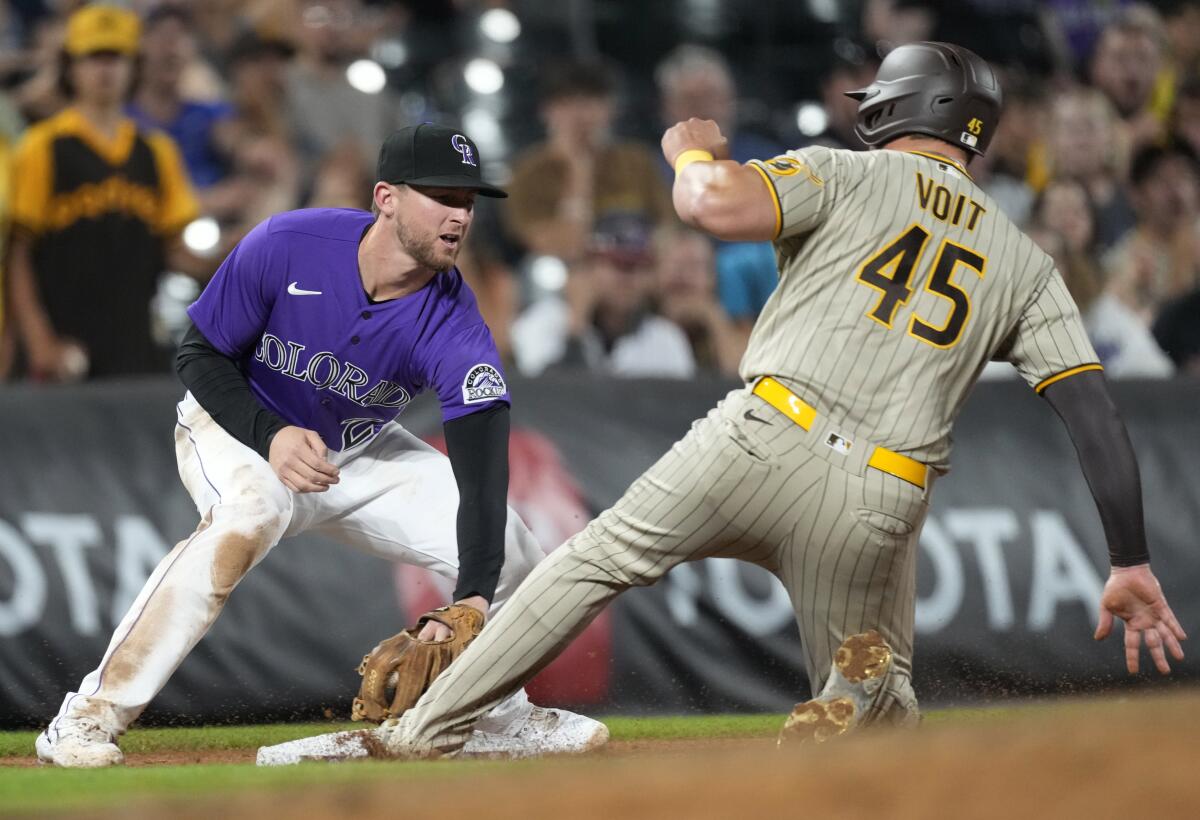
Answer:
[0, 0, 1198, 384]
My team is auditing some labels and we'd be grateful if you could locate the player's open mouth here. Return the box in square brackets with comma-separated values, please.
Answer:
[439, 234, 460, 249]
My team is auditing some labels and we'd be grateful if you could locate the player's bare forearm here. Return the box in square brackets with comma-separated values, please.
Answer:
[663, 117, 778, 242]
[671, 161, 779, 242]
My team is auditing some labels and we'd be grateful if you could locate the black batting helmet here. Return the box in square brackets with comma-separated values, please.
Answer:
[845, 42, 1002, 156]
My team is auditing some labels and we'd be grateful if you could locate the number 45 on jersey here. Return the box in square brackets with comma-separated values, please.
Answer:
[855, 224, 986, 349]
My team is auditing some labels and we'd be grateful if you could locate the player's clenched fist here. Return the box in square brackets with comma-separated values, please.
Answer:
[269, 426, 340, 493]
[661, 118, 730, 167]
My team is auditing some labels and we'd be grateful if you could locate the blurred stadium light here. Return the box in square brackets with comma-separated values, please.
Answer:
[464, 58, 505, 94]
[346, 59, 387, 94]
[480, 9, 522, 44]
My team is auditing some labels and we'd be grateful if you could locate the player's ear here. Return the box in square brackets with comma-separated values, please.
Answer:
[372, 182, 400, 218]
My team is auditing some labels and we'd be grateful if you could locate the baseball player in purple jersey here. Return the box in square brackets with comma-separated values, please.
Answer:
[36, 124, 607, 768]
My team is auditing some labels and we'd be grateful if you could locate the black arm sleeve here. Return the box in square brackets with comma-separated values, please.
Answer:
[175, 320, 289, 460]
[1040, 370, 1150, 566]
[443, 403, 510, 603]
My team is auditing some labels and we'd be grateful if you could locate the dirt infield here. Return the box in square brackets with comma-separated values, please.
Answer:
[43, 691, 1199, 820]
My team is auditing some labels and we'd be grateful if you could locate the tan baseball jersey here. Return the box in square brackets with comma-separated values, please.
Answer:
[742, 146, 1100, 468]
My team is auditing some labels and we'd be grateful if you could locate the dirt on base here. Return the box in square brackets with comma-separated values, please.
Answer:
[22, 692, 1200, 819]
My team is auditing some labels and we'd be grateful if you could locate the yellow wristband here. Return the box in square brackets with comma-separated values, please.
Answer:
[674, 149, 714, 174]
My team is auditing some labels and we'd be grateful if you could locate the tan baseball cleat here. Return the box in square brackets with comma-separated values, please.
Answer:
[778, 630, 893, 748]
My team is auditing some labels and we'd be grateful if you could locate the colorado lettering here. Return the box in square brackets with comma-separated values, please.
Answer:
[254, 333, 410, 409]
[915, 172, 986, 231]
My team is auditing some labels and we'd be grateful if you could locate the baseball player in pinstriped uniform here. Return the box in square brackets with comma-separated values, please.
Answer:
[376, 42, 1187, 756]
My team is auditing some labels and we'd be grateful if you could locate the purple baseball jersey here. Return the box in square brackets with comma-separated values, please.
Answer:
[187, 208, 510, 451]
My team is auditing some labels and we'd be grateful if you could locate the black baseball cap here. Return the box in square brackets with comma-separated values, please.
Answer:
[377, 123, 507, 198]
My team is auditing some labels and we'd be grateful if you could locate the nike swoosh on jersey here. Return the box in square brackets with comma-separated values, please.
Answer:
[288, 282, 323, 296]
[743, 409, 772, 425]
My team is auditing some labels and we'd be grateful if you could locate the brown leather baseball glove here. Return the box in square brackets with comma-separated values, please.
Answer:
[350, 604, 486, 723]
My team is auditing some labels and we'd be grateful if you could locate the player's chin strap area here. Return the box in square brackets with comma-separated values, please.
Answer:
[751, 377, 929, 490]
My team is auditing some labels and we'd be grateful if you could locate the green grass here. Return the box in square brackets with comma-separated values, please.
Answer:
[0, 714, 788, 815]
[0, 706, 1043, 815]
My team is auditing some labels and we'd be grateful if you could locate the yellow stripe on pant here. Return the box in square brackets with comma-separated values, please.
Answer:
[752, 377, 928, 489]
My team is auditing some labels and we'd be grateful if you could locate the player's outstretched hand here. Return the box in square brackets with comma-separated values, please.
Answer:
[1094, 564, 1187, 675]
[269, 426, 340, 493]
[661, 118, 730, 166]
[417, 595, 488, 641]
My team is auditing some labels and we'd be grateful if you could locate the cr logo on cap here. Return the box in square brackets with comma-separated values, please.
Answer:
[451, 134, 476, 167]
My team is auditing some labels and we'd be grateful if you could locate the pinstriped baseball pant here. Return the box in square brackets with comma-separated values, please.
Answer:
[391, 385, 930, 755]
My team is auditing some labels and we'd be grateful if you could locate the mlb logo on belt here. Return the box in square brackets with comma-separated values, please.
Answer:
[825, 431, 853, 455]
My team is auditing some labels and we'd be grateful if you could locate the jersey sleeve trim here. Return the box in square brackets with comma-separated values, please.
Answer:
[747, 161, 782, 239]
[1034, 363, 1104, 394]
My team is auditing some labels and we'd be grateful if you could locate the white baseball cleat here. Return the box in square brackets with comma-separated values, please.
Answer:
[255, 708, 610, 765]
[462, 707, 609, 759]
[36, 718, 124, 768]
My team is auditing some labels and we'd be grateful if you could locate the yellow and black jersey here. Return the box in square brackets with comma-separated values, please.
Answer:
[9, 107, 198, 376]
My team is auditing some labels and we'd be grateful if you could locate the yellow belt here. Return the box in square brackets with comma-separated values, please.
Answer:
[751, 377, 928, 489]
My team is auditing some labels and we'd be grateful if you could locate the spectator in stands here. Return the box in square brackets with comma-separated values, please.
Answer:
[979, 75, 1047, 225]
[653, 226, 744, 377]
[1103, 140, 1200, 324]
[1031, 179, 1104, 310]
[1173, 77, 1200, 158]
[458, 197, 520, 362]
[511, 214, 693, 378]
[206, 31, 301, 233]
[4, 5, 199, 380]
[304, 138, 370, 210]
[127, 5, 236, 195]
[505, 60, 674, 262]
[1152, 287, 1200, 374]
[1163, 0, 1200, 81]
[1030, 178, 1173, 377]
[10, 12, 68, 122]
[862, 0, 936, 52]
[1045, 87, 1136, 250]
[655, 45, 782, 329]
[803, 44, 877, 151]
[1089, 8, 1172, 153]
[286, 0, 403, 173]
[656, 45, 782, 165]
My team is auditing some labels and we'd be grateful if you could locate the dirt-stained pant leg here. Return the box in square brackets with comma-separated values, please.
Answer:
[47, 397, 292, 738]
[390, 387, 928, 754]
[775, 464, 925, 726]
[389, 394, 789, 755]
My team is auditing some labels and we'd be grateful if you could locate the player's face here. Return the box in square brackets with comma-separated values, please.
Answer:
[395, 185, 476, 273]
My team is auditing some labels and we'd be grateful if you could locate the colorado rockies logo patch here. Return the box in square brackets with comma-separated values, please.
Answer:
[462, 364, 506, 404]
[451, 134, 477, 166]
